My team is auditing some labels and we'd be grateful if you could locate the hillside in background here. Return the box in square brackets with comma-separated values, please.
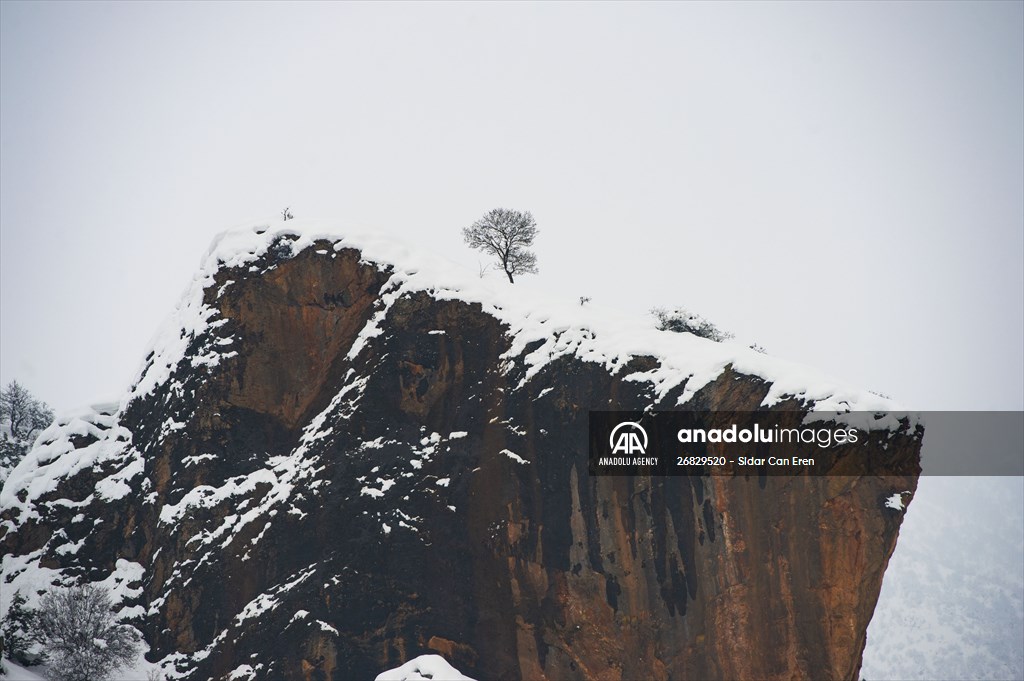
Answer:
[862, 476, 1024, 680]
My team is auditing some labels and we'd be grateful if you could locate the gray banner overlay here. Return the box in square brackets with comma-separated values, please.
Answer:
[588, 411, 1023, 477]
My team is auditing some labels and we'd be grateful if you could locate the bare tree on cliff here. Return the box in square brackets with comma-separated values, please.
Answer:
[34, 584, 140, 681]
[0, 380, 54, 475]
[462, 208, 539, 283]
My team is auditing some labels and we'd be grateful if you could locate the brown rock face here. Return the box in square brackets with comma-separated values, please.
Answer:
[0, 234, 920, 681]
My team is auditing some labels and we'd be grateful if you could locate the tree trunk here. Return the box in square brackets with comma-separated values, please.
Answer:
[506, 270, 514, 284]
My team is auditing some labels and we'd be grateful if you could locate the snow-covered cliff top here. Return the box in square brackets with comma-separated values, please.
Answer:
[129, 220, 902, 417]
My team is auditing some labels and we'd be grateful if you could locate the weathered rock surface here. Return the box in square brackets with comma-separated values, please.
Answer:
[0, 226, 921, 680]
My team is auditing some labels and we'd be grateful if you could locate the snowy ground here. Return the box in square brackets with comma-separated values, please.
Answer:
[1, 659, 46, 681]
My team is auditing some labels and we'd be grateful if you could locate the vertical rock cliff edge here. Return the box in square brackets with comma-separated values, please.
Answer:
[0, 223, 921, 680]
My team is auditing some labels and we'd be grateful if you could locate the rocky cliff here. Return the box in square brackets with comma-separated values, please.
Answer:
[0, 224, 921, 680]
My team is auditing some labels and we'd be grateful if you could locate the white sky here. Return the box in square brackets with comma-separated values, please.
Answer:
[1, 1, 1022, 413]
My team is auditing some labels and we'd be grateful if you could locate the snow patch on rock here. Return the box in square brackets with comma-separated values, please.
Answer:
[376, 654, 476, 681]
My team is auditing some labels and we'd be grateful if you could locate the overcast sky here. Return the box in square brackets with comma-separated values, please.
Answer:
[1, 1, 1021, 413]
